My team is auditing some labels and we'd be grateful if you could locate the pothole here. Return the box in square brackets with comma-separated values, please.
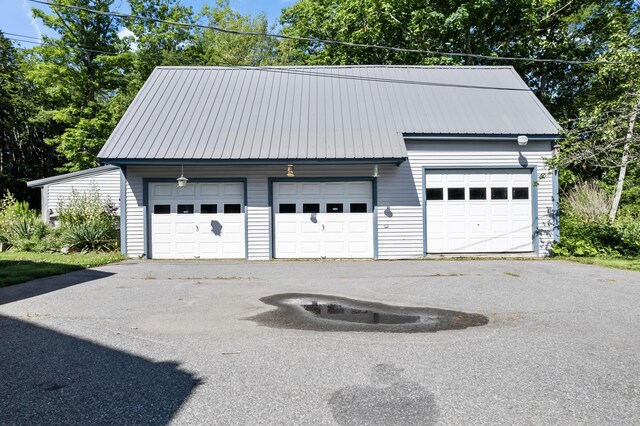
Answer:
[246, 293, 489, 333]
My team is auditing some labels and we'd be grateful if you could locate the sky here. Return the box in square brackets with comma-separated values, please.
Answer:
[0, 0, 295, 47]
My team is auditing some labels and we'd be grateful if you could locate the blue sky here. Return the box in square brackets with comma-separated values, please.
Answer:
[0, 0, 295, 46]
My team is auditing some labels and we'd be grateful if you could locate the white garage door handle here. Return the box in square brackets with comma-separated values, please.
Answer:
[196, 225, 199, 232]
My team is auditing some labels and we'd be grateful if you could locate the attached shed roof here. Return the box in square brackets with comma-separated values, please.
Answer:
[98, 66, 561, 164]
[27, 165, 119, 188]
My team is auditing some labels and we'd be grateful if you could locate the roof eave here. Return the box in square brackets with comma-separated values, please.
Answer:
[98, 157, 408, 166]
[403, 133, 561, 142]
[26, 165, 119, 188]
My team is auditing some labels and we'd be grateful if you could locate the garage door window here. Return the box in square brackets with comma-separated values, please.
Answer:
[201, 204, 217, 214]
[327, 203, 344, 213]
[350, 203, 368, 213]
[279, 203, 296, 213]
[512, 188, 529, 199]
[154, 204, 171, 214]
[224, 204, 242, 214]
[448, 188, 465, 200]
[469, 188, 487, 200]
[303, 203, 320, 213]
[177, 204, 194, 214]
[491, 188, 508, 200]
[425, 188, 443, 200]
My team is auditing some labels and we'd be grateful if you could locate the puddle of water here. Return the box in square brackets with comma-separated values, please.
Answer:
[246, 293, 488, 333]
[302, 302, 421, 325]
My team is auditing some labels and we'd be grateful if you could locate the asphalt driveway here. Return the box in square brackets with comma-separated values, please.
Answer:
[1, 259, 639, 425]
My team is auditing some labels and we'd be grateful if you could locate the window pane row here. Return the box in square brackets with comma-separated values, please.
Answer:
[153, 204, 242, 214]
[425, 187, 529, 201]
[278, 203, 369, 213]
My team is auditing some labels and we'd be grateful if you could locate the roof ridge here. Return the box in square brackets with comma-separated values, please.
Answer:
[154, 65, 515, 71]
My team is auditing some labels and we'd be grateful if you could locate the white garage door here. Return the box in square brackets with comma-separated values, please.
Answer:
[425, 169, 533, 253]
[273, 181, 374, 258]
[149, 182, 245, 259]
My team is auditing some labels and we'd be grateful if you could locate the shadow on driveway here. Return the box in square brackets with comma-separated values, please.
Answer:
[0, 268, 114, 305]
[0, 315, 200, 425]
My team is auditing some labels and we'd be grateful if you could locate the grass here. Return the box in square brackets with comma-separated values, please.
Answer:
[0, 251, 126, 287]
[560, 256, 640, 272]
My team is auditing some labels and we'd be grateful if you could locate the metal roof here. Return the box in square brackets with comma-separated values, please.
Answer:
[98, 66, 560, 163]
[27, 165, 119, 188]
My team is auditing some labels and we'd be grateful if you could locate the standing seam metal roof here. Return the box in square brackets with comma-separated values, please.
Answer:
[98, 66, 561, 162]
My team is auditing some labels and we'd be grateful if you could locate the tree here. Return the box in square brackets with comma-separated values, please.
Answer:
[27, 0, 126, 172]
[192, 0, 275, 66]
[0, 31, 59, 206]
[553, 2, 640, 221]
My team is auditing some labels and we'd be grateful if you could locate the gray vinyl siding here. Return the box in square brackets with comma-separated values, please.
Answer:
[124, 164, 377, 258]
[45, 169, 121, 221]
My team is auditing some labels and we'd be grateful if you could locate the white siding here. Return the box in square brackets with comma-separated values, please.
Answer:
[124, 142, 556, 259]
[246, 206, 270, 260]
[386, 141, 555, 257]
[45, 169, 121, 222]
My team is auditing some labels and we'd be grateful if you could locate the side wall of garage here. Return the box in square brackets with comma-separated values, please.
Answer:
[44, 168, 121, 225]
[374, 140, 556, 258]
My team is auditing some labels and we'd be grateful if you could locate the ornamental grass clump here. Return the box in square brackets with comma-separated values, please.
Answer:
[57, 188, 119, 252]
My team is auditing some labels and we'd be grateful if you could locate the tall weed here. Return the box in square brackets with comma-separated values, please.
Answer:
[57, 188, 119, 252]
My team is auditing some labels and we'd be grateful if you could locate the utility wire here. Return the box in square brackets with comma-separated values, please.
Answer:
[5, 35, 119, 55]
[29, 0, 635, 66]
[5, 31, 120, 55]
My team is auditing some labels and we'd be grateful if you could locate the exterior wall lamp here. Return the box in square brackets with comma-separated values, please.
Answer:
[287, 164, 295, 177]
[517, 135, 528, 146]
[177, 164, 188, 187]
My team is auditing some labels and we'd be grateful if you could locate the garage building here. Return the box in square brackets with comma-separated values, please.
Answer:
[97, 66, 560, 259]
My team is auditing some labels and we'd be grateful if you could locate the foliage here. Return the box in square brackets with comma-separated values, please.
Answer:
[553, 214, 640, 257]
[0, 251, 125, 287]
[25, 0, 128, 172]
[57, 187, 119, 252]
[0, 191, 48, 251]
[193, 0, 275, 66]
[562, 181, 612, 222]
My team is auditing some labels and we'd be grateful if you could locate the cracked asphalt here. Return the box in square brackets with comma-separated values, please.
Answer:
[1, 259, 639, 425]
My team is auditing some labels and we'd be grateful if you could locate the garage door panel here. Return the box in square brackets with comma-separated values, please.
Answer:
[149, 182, 245, 259]
[222, 183, 243, 196]
[301, 241, 322, 254]
[426, 170, 533, 253]
[176, 223, 194, 234]
[325, 183, 346, 195]
[198, 183, 219, 196]
[273, 181, 373, 258]
[176, 185, 196, 197]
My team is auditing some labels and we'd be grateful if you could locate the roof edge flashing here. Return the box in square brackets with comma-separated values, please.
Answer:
[403, 133, 561, 142]
[98, 157, 407, 166]
[27, 165, 119, 188]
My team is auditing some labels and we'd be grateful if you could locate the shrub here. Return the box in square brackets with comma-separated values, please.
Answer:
[0, 192, 49, 251]
[553, 212, 640, 257]
[57, 188, 119, 252]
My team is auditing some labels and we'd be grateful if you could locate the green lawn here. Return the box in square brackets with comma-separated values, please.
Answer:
[561, 256, 640, 272]
[0, 252, 125, 287]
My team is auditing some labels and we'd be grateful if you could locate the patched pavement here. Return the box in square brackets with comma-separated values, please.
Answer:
[1, 259, 639, 425]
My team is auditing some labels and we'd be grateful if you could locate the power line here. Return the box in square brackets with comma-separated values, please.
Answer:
[5, 35, 119, 56]
[29, 0, 635, 66]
